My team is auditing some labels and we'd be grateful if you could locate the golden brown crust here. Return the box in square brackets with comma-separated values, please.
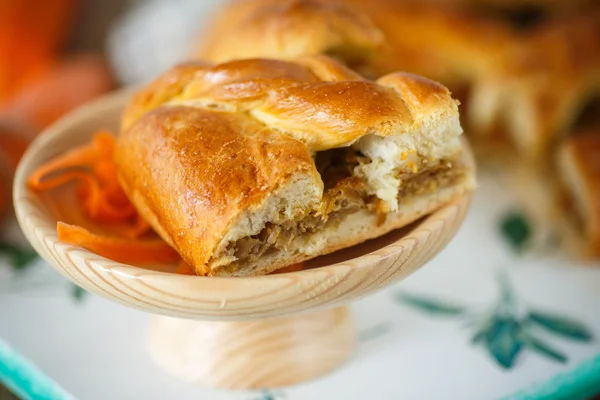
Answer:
[116, 56, 466, 275]
[195, 0, 600, 162]
[122, 57, 459, 152]
[195, 0, 514, 86]
[120, 62, 210, 131]
[196, 0, 384, 66]
[189, 0, 599, 261]
[115, 106, 319, 273]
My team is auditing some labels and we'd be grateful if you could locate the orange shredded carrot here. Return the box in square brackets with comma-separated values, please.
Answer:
[28, 131, 166, 265]
[28, 132, 114, 191]
[57, 222, 180, 264]
[31, 170, 90, 192]
[28, 131, 141, 225]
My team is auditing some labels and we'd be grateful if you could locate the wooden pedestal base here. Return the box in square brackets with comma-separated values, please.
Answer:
[147, 306, 356, 389]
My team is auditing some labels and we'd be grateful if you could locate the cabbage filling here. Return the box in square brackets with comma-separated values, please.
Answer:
[216, 147, 463, 270]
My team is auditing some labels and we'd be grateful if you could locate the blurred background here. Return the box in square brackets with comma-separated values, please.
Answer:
[1, 1, 600, 399]
[0, 0, 222, 226]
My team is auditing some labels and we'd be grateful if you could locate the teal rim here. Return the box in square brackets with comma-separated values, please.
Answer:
[503, 354, 600, 400]
[0, 338, 75, 400]
[0, 333, 599, 399]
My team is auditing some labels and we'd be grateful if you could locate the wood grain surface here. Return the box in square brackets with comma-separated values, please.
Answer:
[147, 306, 356, 389]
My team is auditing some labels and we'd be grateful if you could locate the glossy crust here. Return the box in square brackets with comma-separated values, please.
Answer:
[195, 0, 600, 161]
[556, 132, 600, 258]
[122, 57, 459, 152]
[194, 0, 511, 86]
[116, 56, 469, 275]
[116, 106, 320, 273]
[191, 0, 600, 262]
[196, 0, 384, 67]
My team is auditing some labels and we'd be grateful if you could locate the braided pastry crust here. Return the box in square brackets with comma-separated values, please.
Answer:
[116, 56, 474, 276]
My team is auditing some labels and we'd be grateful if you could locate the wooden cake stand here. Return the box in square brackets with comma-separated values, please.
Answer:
[13, 91, 473, 390]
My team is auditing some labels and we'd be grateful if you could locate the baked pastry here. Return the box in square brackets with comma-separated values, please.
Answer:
[194, 0, 512, 87]
[196, 0, 600, 161]
[193, 0, 600, 261]
[115, 56, 475, 276]
[555, 131, 600, 259]
[196, 0, 385, 77]
[467, 9, 600, 161]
